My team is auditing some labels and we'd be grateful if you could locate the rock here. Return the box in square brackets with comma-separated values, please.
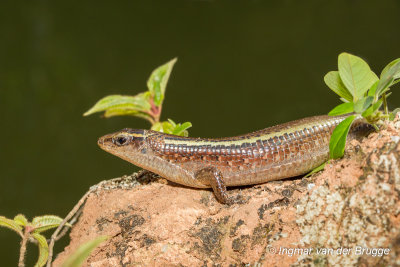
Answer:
[53, 119, 400, 267]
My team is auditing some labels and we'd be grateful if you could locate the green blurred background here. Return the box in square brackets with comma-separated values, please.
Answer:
[1, 0, 399, 265]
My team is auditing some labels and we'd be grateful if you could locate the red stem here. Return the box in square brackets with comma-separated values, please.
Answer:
[148, 98, 161, 123]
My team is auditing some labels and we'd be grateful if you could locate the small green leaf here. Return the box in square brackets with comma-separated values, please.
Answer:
[103, 108, 153, 121]
[147, 58, 177, 106]
[304, 161, 328, 178]
[151, 120, 192, 136]
[338, 53, 378, 101]
[353, 96, 373, 113]
[161, 121, 175, 134]
[329, 115, 356, 159]
[167, 118, 176, 128]
[376, 77, 394, 97]
[14, 214, 28, 226]
[83, 94, 151, 117]
[151, 122, 163, 132]
[0, 216, 23, 237]
[379, 87, 392, 97]
[62, 236, 108, 267]
[380, 58, 400, 79]
[362, 99, 383, 118]
[151, 121, 174, 133]
[32, 232, 49, 267]
[172, 122, 192, 137]
[324, 71, 353, 101]
[367, 80, 379, 97]
[389, 108, 400, 121]
[390, 79, 400, 87]
[32, 215, 69, 233]
[376, 59, 400, 96]
[328, 102, 354, 116]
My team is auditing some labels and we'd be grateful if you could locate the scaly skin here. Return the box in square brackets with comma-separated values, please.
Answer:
[98, 114, 372, 203]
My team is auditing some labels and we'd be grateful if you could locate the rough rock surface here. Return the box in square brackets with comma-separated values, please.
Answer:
[54, 118, 400, 267]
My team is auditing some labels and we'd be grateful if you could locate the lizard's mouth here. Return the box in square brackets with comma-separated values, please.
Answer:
[97, 137, 104, 147]
[97, 134, 114, 151]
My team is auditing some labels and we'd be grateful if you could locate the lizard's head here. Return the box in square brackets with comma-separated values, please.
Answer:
[98, 129, 147, 162]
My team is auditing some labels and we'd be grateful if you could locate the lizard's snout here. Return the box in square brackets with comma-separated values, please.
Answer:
[97, 133, 119, 151]
[97, 137, 104, 147]
[97, 134, 112, 149]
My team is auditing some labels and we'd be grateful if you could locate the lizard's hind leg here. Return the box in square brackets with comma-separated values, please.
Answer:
[195, 167, 231, 204]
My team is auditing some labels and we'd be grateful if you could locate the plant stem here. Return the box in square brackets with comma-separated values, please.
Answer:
[382, 93, 389, 115]
[47, 190, 92, 267]
[147, 98, 161, 124]
[144, 113, 156, 125]
[18, 232, 29, 267]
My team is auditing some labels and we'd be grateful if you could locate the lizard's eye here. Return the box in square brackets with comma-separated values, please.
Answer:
[113, 135, 131, 146]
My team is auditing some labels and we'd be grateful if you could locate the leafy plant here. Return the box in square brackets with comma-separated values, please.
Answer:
[62, 236, 108, 267]
[325, 52, 400, 159]
[84, 58, 192, 137]
[0, 214, 69, 267]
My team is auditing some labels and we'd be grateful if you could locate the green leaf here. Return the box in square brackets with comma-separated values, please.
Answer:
[32, 232, 49, 267]
[389, 108, 400, 121]
[329, 115, 356, 159]
[0, 216, 23, 237]
[367, 80, 379, 97]
[172, 122, 192, 137]
[167, 118, 177, 128]
[14, 214, 28, 226]
[62, 236, 108, 267]
[304, 161, 328, 178]
[362, 99, 383, 118]
[338, 53, 378, 101]
[353, 96, 373, 113]
[328, 102, 354, 116]
[376, 59, 400, 97]
[147, 58, 177, 106]
[379, 87, 392, 97]
[151, 122, 163, 132]
[324, 71, 353, 101]
[151, 120, 192, 137]
[83, 94, 151, 117]
[380, 58, 400, 79]
[103, 108, 153, 121]
[391, 79, 400, 87]
[164, 121, 175, 133]
[151, 121, 174, 133]
[376, 78, 394, 97]
[32, 215, 69, 233]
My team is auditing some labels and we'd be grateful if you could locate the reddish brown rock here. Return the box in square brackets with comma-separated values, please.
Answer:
[54, 118, 400, 267]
